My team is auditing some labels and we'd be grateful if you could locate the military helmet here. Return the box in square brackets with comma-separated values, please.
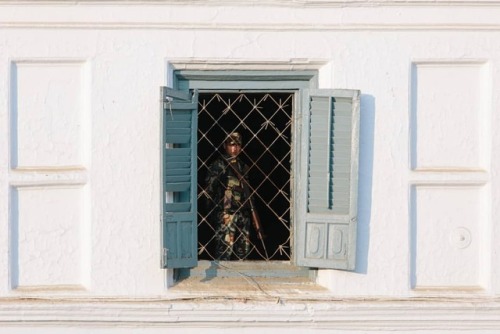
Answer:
[225, 132, 242, 145]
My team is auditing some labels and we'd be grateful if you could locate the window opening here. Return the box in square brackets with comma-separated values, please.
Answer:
[197, 92, 293, 261]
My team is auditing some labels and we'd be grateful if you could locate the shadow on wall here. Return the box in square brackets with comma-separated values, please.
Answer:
[355, 94, 375, 275]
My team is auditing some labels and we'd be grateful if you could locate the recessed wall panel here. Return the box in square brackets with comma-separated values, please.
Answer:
[11, 61, 86, 168]
[412, 186, 484, 289]
[411, 63, 485, 170]
[12, 186, 87, 289]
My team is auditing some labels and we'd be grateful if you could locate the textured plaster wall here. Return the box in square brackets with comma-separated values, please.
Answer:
[1, 0, 500, 332]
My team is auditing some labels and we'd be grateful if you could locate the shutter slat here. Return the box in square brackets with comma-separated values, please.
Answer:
[165, 135, 191, 144]
[164, 155, 190, 164]
[333, 117, 352, 127]
[332, 172, 351, 179]
[333, 139, 350, 147]
[166, 127, 191, 134]
[165, 121, 191, 129]
[331, 146, 351, 155]
[166, 162, 190, 169]
[310, 149, 330, 157]
[165, 168, 190, 176]
[331, 184, 350, 193]
[163, 87, 192, 101]
[167, 102, 198, 110]
[165, 175, 191, 183]
[334, 129, 352, 136]
[165, 148, 191, 157]
[165, 182, 191, 192]
[307, 205, 329, 213]
[308, 176, 329, 184]
[165, 203, 192, 212]
[164, 113, 192, 121]
[332, 101, 352, 110]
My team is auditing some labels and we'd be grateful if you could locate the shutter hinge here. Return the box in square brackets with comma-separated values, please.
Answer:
[162, 248, 169, 268]
[164, 97, 173, 119]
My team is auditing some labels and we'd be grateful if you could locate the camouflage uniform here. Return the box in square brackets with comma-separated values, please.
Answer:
[205, 155, 252, 260]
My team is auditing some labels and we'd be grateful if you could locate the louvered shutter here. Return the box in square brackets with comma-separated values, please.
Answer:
[161, 87, 198, 269]
[296, 89, 360, 270]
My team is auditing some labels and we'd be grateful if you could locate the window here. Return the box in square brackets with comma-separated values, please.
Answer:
[161, 71, 360, 272]
[197, 91, 293, 261]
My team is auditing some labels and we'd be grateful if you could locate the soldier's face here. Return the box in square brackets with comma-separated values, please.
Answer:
[225, 143, 241, 157]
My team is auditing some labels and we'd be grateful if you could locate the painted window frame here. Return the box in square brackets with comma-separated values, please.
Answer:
[161, 70, 360, 272]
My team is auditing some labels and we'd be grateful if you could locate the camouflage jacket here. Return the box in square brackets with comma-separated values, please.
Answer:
[205, 154, 251, 214]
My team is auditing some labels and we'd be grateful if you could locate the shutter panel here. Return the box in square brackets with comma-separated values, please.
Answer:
[161, 87, 198, 269]
[296, 89, 360, 270]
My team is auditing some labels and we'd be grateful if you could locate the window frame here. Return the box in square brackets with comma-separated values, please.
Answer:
[162, 69, 360, 274]
[173, 70, 319, 91]
[174, 70, 317, 271]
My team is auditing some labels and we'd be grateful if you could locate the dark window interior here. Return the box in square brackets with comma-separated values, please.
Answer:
[197, 92, 293, 261]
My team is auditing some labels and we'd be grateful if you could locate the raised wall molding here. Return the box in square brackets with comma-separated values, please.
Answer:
[7, 59, 92, 293]
[2, 0, 500, 6]
[1, 297, 500, 330]
[2, 22, 500, 31]
[1, 2, 500, 31]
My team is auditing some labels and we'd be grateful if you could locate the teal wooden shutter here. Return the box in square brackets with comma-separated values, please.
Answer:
[161, 87, 198, 269]
[296, 89, 360, 270]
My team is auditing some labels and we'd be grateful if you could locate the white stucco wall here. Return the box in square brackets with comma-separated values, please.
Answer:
[1, 0, 500, 332]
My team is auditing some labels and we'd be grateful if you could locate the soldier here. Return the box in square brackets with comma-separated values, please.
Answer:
[205, 132, 253, 260]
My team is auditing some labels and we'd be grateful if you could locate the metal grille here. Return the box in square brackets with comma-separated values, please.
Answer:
[197, 92, 293, 261]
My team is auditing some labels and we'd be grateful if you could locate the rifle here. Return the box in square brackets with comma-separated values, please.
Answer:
[248, 195, 265, 241]
[226, 159, 269, 258]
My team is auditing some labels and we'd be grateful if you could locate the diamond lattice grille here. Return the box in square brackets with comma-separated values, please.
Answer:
[197, 92, 293, 261]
